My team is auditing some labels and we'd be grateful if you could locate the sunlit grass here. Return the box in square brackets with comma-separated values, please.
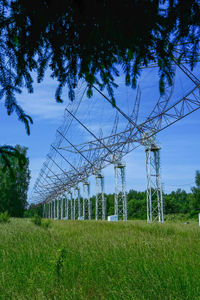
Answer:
[0, 219, 200, 299]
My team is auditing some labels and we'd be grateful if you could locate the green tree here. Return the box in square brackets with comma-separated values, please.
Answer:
[24, 203, 43, 218]
[190, 170, 200, 214]
[0, 145, 30, 217]
[164, 189, 190, 214]
[106, 193, 114, 216]
[127, 190, 146, 219]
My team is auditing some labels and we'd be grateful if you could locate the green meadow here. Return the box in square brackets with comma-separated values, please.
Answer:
[0, 219, 200, 299]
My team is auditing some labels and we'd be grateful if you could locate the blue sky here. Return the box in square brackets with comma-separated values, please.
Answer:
[0, 66, 200, 202]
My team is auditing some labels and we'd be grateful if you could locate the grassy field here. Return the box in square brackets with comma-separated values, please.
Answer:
[0, 219, 200, 299]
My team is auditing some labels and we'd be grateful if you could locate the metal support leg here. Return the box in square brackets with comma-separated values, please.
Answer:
[69, 192, 73, 220]
[57, 198, 59, 219]
[95, 172, 106, 220]
[43, 204, 45, 218]
[65, 194, 69, 220]
[74, 187, 81, 219]
[145, 145, 164, 223]
[114, 160, 127, 221]
[49, 202, 51, 218]
[83, 181, 91, 220]
[61, 197, 63, 220]
[51, 201, 53, 219]
[48, 202, 51, 219]
[53, 200, 56, 219]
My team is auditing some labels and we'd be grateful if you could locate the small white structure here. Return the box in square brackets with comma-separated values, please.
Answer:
[78, 216, 84, 220]
[108, 215, 118, 222]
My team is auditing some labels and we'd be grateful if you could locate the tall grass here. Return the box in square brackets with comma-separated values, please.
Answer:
[0, 219, 200, 299]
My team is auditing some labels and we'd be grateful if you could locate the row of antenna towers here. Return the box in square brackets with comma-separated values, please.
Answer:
[31, 54, 200, 223]
[42, 136, 163, 223]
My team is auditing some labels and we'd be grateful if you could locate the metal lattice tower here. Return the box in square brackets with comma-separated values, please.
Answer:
[83, 181, 91, 220]
[48, 202, 50, 218]
[57, 197, 59, 219]
[50, 201, 52, 219]
[114, 156, 127, 221]
[95, 172, 106, 220]
[53, 199, 55, 219]
[144, 133, 164, 223]
[43, 203, 45, 218]
[72, 190, 76, 220]
[64, 192, 69, 220]
[68, 191, 73, 220]
[74, 187, 81, 219]
[60, 196, 63, 219]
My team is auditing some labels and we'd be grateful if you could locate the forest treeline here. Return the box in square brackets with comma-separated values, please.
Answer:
[28, 171, 200, 220]
[0, 144, 199, 220]
[0, 145, 30, 217]
[103, 187, 200, 219]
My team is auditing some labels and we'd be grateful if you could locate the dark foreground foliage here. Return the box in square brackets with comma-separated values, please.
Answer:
[1, 0, 200, 133]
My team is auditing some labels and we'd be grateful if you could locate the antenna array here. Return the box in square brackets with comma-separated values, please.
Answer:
[31, 46, 200, 222]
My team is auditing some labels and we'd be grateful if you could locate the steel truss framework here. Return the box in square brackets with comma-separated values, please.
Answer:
[114, 157, 127, 221]
[144, 135, 164, 223]
[45, 187, 92, 221]
[83, 181, 91, 220]
[95, 173, 106, 220]
[73, 187, 80, 220]
[30, 49, 200, 222]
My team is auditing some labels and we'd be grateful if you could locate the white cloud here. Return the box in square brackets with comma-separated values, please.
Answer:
[17, 75, 68, 120]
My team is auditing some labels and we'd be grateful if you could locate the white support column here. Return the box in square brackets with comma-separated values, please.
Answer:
[78, 188, 81, 219]
[51, 200, 53, 219]
[61, 197, 63, 220]
[114, 158, 127, 221]
[57, 198, 59, 219]
[65, 193, 69, 220]
[48, 202, 50, 218]
[54, 199, 56, 219]
[83, 186, 85, 220]
[145, 144, 164, 223]
[83, 181, 91, 220]
[95, 172, 105, 220]
[43, 204, 46, 218]
[74, 187, 81, 219]
[69, 192, 73, 220]
[73, 189, 76, 220]
[88, 188, 91, 220]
